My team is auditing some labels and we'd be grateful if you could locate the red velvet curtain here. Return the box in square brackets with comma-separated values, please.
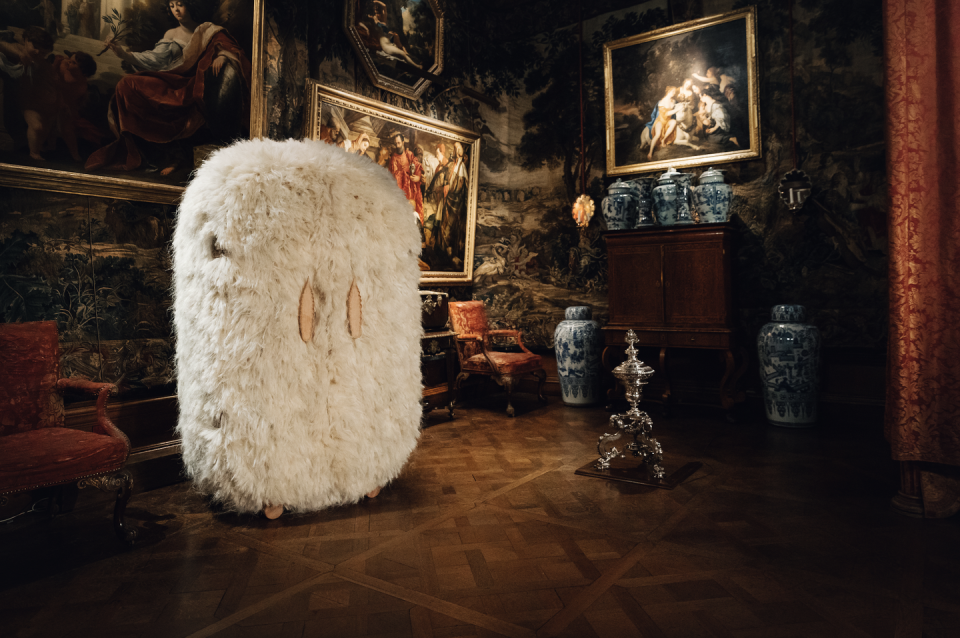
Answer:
[884, 0, 960, 517]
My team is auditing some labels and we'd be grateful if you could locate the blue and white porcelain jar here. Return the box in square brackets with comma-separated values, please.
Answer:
[554, 306, 603, 406]
[628, 176, 656, 226]
[600, 179, 640, 230]
[757, 305, 821, 427]
[653, 167, 695, 226]
[672, 171, 696, 224]
[692, 167, 733, 223]
[652, 168, 679, 226]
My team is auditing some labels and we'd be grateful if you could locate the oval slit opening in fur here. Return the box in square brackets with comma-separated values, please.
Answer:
[299, 280, 315, 343]
[348, 281, 362, 339]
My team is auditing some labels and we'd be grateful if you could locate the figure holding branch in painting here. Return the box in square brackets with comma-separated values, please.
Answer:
[87, 0, 251, 175]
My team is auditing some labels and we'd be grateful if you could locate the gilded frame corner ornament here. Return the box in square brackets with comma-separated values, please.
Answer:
[304, 80, 479, 286]
[0, 0, 268, 205]
[603, 6, 761, 177]
[344, 0, 445, 100]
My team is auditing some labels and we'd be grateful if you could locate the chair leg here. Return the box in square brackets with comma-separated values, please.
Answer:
[534, 369, 547, 402]
[113, 471, 135, 544]
[503, 375, 516, 417]
[454, 372, 471, 413]
[78, 470, 136, 544]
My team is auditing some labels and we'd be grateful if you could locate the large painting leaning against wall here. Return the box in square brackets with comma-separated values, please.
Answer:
[304, 81, 478, 285]
[604, 7, 760, 176]
[0, 0, 265, 204]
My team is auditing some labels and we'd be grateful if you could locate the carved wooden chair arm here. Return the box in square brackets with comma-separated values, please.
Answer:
[56, 379, 130, 452]
[453, 333, 483, 364]
[485, 329, 533, 354]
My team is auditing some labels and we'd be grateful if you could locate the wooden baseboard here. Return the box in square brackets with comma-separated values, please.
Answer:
[66, 394, 180, 463]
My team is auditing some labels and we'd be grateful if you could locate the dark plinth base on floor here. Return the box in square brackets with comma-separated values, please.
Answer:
[575, 458, 703, 490]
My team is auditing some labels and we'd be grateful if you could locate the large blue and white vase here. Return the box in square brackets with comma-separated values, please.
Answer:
[628, 176, 656, 226]
[652, 169, 679, 226]
[692, 166, 733, 223]
[653, 167, 695, 226]
[757, 305, 821, 427]
[672, 171, 696, 224]
[554, 306, 603, 406]
[600, 179, 640, 230]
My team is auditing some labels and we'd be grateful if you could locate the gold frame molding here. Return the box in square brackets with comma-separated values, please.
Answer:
[0, 0, 267, 205]
[343, 0, 445, 100]
[304, 81, 479, 286]
[603, 7, 761, 177]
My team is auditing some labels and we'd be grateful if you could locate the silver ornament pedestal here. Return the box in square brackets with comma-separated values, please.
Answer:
[575, 330, 701, 489]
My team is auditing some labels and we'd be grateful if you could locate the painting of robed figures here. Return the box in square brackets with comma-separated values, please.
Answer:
[0, 0, 263, 203]
[604, 7, 760, 176]
[305, 82, 478, 285]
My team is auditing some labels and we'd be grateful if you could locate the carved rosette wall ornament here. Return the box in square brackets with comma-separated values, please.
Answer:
[572, 194, 595, 228]
[344, 0, 445, 99]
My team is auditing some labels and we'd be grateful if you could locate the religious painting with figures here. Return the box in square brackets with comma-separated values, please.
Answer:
[344, 0, 444, 100]
[0, 0, 264, 203]
[604, 7, 760, 176]
[305, 81, 478, 285]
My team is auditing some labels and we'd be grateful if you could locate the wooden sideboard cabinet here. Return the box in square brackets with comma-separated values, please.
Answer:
[602, 223, 747, 412]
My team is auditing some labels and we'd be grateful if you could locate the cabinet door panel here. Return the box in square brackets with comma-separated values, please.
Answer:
[663, 243, 725, 325]
[608, 245, 663, 324]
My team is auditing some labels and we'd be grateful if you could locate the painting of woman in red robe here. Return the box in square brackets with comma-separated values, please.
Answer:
[86, 0, 252, 176]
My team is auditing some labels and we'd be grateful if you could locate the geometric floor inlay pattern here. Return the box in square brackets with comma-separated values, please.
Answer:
[2, 396, 959, 637]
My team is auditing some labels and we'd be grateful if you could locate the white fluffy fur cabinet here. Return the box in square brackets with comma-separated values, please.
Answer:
[172, 138, 423, 513]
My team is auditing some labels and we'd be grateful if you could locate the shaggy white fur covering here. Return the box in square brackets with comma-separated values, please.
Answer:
[172, 138, 423, 513]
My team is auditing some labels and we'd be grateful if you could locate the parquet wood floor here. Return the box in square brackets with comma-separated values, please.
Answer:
[2, 397, 959, 638]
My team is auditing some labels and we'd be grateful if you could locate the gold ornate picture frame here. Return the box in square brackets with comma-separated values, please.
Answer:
[0, 0, 267, 205]
[305, 81, 479, 285]
[604, 7, 761, 176]
[344, 0, 444, 100]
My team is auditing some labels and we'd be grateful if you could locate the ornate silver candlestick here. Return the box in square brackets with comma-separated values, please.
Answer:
[595, 330, 665, 479]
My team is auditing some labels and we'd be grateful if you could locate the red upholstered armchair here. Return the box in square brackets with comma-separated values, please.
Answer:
[448, 301, 546, 417]
[0, 321, 135, 543]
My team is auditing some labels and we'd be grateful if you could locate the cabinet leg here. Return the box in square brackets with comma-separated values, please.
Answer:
[502, 375, 516, 417]
[659, 347, 671, 416]
[719, 347, 749, 412]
